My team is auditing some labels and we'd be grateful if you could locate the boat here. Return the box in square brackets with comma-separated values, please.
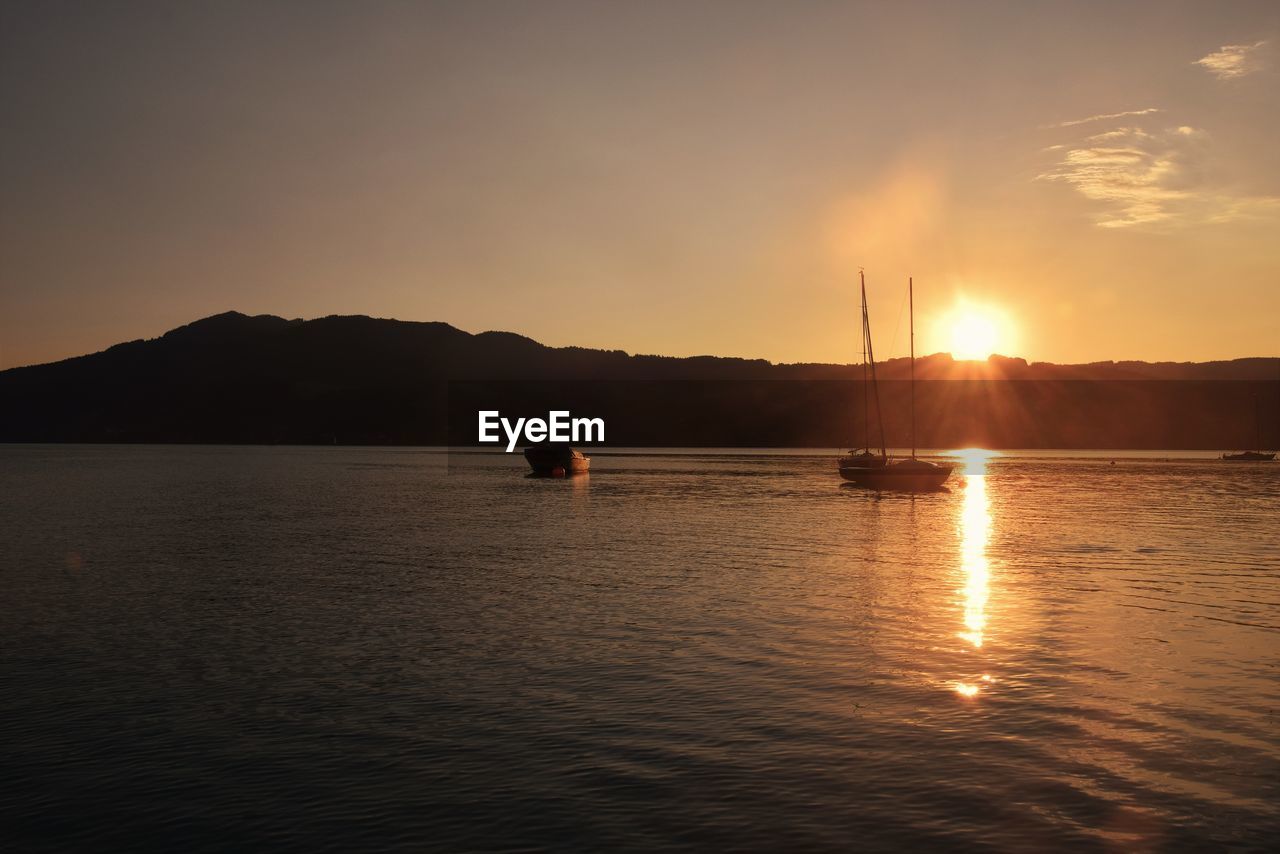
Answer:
[844, 455, 955, 490]
[839, 275, 953, 491]
[841, 449, 888, 469]
[1221, 450, 1275, 461]
[1221, 395, 1275, 461]
[523, 443, 591, 476]
[838, 271, 889, 476]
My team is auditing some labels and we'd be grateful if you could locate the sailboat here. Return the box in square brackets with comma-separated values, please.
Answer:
[839, 276, 954, 491]
[1221, 395, 1275, 461]
[838, 271, 889, 473]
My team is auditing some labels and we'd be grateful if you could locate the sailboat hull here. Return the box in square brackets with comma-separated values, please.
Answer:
[840, 460, 954, 491]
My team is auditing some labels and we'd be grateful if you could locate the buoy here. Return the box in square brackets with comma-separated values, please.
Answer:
[551, 466, 566, 478]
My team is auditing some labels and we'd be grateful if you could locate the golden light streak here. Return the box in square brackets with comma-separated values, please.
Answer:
[951, 453, 994, 699]
[958, 470, 991, 649]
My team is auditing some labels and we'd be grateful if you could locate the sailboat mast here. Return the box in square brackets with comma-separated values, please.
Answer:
[864, 276, 887, 458]
[909, 276, 916, 460]
[860, 271, 869, 451]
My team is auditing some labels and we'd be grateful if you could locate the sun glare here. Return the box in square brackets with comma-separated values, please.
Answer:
[952, 447, 1000, 475]
[951, 312, 996, 360]
[937, 301, 1014, 361]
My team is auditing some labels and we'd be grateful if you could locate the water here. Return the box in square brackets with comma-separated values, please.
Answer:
[3, 445, 1278, 850]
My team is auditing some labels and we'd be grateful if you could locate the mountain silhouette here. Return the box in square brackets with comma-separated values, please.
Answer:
[1, 312, 1276, 448]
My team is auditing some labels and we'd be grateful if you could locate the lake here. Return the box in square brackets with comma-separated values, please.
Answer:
[2, 445, 1278, 850]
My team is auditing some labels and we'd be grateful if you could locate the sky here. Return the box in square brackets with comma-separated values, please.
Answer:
[2, 0, 1278, 369]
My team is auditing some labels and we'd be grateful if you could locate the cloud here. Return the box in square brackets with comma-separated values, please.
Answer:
[1037, 126, 1279, 228]
[1047, 108, 1161, 129]
[1193, 40, 1268, 79]
[1085, 127, 1153, 143]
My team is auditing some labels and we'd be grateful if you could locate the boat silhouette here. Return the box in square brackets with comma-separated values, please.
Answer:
[523, 443, 591, 476]
[838, 274, 953, 491]
[1221, 395, 1275, 461]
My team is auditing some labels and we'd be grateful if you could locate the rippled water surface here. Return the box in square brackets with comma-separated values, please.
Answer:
[3, 445, 1278, 851]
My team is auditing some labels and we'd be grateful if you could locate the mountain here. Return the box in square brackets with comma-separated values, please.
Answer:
[1, 311, 1277, 448]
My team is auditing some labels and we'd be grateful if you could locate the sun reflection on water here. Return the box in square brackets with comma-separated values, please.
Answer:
[953, 449, 993, 697]
[959, 473, 990, 648]
[954, 447, 1001, 476]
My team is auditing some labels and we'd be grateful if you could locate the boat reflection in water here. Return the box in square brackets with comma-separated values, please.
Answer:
[952, 449, 997, 698]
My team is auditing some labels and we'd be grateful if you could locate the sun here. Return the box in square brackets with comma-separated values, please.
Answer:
[950, 311, 998, 360]
[938, 301, 1013, 360]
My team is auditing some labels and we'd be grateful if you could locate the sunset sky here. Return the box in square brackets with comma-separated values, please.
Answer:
[2, 0, 1277, 369]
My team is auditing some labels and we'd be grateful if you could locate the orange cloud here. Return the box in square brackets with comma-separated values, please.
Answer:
[1194, 40, 1268, 79]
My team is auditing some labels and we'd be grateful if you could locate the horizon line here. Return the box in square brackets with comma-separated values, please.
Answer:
[3, 308, 1280, 373]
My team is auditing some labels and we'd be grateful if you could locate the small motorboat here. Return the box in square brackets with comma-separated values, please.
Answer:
[1221, 450, 1275, 461]
[523, 443, 591, 476]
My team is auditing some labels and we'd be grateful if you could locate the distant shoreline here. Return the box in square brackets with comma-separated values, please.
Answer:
[3, 313, 1277, 449]
[1, 443, 1270, 459]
